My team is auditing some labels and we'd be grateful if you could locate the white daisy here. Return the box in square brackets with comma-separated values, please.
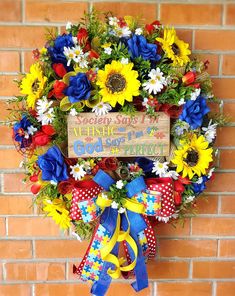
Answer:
[118, 207, 125, 214]
[27, 125, 37, 135]
[195, 177, 204, 184]
[92, 102, 112, 116]
[152, 161, 169, 177]
[143, 68, 167, 95]
[135, 28, 143, 35]
[70, 164, 86, 181]
[178, 98, 185, 106]
[109, 16, 119, 26]
[66, 21, 72, 30]
[190, 88, 201, 101]
[185, 195, 195, 203]
[63, 47, 76, 66]
[50, 180, 58, 186]
[70, 108, 78, 117]
[120, 57, 129, 64]
[116, 26, 131, 38]
[37, 108, 55, 125]
[116, 180, 124, 189]
[78, 56, 89, 69]
[104, 47, 112, 55]
[164, 170, 179, 180]
[111, 201, 119, 209]
[202, 120, 217, 143]
[36, 97, 53, 114]
[72, 36, 78, 45]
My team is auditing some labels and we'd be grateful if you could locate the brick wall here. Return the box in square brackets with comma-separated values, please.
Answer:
[0, 1, 234, 295]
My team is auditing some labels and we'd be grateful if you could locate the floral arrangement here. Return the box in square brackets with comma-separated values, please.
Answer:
[9, 11, 220, 295]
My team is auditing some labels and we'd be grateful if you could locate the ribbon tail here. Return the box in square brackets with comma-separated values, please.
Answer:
[125, 211, 149, 292]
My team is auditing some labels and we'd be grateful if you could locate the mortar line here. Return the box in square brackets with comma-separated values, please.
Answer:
[212, 281, 217, 296]
[222, 2, 226, 27]
[21, 0, 25, 23]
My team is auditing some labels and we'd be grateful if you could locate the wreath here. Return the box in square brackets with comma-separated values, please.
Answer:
[9, 11, 220, 295]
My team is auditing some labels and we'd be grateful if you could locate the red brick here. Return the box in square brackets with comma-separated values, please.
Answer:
[0, 195, 33, 215]
[195, 31, 235, 51]
[220, 196, 235, 214]
[157, 282, 212, 296]
[3, 173, 31, 193]
[223, 102, 235, 122]
[192, 217, 235, 236]
[35, 239, 89, 258]
[0, 0, 21, 22]
[193, 261, 235, 278]
[8, 217, 61, 237]
[35, 283, 90, 296]
[219, 240, 235, 257]
[0, 52, 20, 72]
[0, 241, 31, 259]
[147, 260, 189, 279]
[195, 196, 218, 214]
[5, 262, 65, 281]
[24, 51, 35, 72]
[212, 78, 235, 99]
[226, 4, 235, 25]
[0, 126, 14, 145]
[0, 75, 19, 96]
[0, 218, 5, 236]
[155, 219, 190, 237]
[0, 26, 49, 48]
[216, 127, 235, 147]
[159, 239, 217, 257]
[217, 282, 235, 296]
[220, 150, 235, 169]
[0, 100, 22, 122]
[26, 0, 88, 22]
[161, 4, 222, 25]
[205, 173, 235, 192]
[0, 285, 31, 296]
[93, 2, 157, 22]
[0, 149, 23, 169]
[223, 55, 235, 75]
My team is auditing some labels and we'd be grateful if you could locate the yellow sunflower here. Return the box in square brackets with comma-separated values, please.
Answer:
[96, 60, 140, 107]
[172, 134, 213, 179]
[20, 63, 47, 109]
[156, 27, 191, 66]
[43, 199, 71, 230]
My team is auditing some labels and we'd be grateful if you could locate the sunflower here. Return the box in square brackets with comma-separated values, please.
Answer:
[96, 60, 140, 107]
[172, 134, 213, 179]
[20, 63, 47, 109]
[156, 27, 191, 66]
[43, 199, 71, 230]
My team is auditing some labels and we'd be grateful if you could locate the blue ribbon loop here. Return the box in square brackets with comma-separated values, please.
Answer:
[90, 170, 149, 295]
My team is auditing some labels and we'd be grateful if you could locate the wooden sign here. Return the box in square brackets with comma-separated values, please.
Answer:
[67, 112, 170, 158]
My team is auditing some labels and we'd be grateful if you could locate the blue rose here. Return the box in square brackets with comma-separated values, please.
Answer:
[180, 96, 210, 129]
[48, 34, 74, 67]
[37, 146, 69, 183]
[135, 157, 154, 174]
[192, 176, 208, 195]
[13, 116, 32, 147]
[127, 35, 161, 61]
[64, 73, 91, 103]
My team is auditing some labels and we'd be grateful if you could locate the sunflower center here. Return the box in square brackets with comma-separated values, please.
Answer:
[106, 73, 126, 93]
[172, 43, 180, 55]
[32, 79, 40, 92]
[185, 149, 199, 167]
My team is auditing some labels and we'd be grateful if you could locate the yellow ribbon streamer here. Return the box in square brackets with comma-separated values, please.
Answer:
[96, 192, 145, 279]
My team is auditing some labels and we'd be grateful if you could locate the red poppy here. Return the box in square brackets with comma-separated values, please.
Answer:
[52, 63, 67, 78]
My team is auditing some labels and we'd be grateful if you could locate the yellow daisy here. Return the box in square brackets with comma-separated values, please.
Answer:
[156, 27, 191, 66]
[96, 60, 140, 107]
[172, 134, 213, 179]
[20, 63, 47, 109]
[43, 199, 71, 230]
